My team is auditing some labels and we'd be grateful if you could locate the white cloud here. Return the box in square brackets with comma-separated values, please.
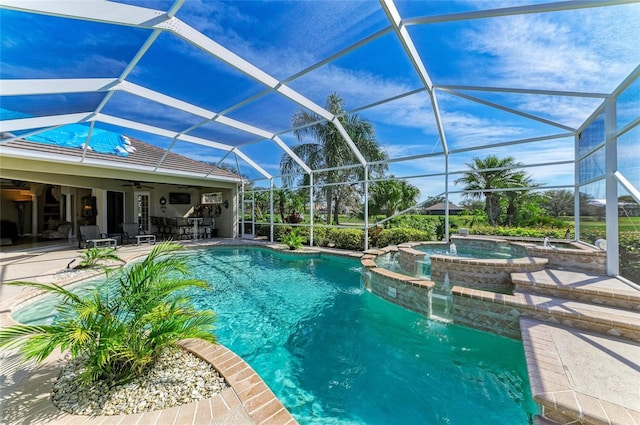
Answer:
[512, 96, 602, 129]
[440, 110, 529, 148]
[448, 4, 639, 130]
[382, 142, 443, 159]
[459, 6, 639, 93]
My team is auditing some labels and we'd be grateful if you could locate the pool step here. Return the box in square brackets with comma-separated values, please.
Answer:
[513, 290, 640, 342]
[512, 269, 640, 311]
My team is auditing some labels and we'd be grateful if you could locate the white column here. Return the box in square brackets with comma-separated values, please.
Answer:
[31, 193, 38, 236]
[93, 189, 108, 232]
[604, 98, 619, 276]
[574, 133, 581, 240]
[364, 166, 369, 251]
[445, 154, 449, 243]
[241, 182, 245, 239]
[269, 179, 274, 243]
[309, 173, 314, 247]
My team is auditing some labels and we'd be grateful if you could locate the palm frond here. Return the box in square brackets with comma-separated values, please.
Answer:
[0, 324, 49, 348]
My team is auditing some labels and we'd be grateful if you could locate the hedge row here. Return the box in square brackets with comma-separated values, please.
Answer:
[469, 226, 571, 239]
[583, 229, 640, 283]
[256, 224, 638, 283]
[257, 225, 437, 251]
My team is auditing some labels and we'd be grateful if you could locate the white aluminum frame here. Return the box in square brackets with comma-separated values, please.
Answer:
[0, 0, 638, 278]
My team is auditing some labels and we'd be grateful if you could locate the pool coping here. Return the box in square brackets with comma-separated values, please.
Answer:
[520, 317, 640, 425]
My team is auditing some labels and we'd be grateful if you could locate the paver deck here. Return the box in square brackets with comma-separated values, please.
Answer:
[520, 317, 640, 425]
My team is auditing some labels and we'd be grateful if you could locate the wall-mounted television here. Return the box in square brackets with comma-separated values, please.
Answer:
[169, 192, 191, 204]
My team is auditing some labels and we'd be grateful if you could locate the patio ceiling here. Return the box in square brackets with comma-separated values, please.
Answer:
[0, 0, 638, 193]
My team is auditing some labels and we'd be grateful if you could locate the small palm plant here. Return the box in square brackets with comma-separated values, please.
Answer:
[0, 242, 216, 387]
[280, 229, 304, 250]
[77, 247, 125, 269]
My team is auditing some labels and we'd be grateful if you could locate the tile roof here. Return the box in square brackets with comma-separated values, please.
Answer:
[424, 202, 463, 211]
[1, 137, 241, 182]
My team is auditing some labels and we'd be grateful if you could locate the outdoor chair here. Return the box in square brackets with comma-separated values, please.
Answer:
[160, 217, 179, 240]
[79, 225, 116, 249]
[121, 223, 140, 244]
[122, 222, 156, 245]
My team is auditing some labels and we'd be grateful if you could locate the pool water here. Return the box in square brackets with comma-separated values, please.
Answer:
[413, 245, 525, 279]
[417, 244, 524, 260]
[13, 247, 537, 424]
[186, 248, 536, 424]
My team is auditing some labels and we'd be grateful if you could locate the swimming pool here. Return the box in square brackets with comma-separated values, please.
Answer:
[13, 246, 537, 424]
[417, 243, 524, 260]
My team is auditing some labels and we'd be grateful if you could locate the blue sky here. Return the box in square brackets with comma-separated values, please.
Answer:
[1, 0, 638, 202]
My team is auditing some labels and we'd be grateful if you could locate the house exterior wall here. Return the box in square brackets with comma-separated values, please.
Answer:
[0, 157, 240, 240]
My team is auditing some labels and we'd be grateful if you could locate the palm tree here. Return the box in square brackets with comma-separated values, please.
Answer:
[0, 242, 216, 387]
[280, 93, 387, 225]
[454, 155, 532, 226]
[504, 171, 538, 225]
[369, 177, 420, 217]
[274, 189, 287, 222]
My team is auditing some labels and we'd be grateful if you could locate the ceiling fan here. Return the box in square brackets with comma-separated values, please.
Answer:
[121, 181, 154, 189]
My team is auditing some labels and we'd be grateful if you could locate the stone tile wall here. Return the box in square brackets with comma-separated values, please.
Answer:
[396, 240, 547, 292]
[451, 290, 523, 339]
[450, 235, 516, 252]
[523, 244, 606, 274]
[361, 255, 434, 317]
[396, 243, 429, 276]
[453, 287, 640, 342]
[431, 256, 547, 292]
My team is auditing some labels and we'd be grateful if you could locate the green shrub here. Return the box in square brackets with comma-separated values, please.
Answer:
[580, 229, 606, 244]
[385, 215, 437, 234]
[368, 225, 383, 247]
[255, 223, 270, 237]
[376, 228, 435, 247]
[618, 231, 640, 284]
[0, 242, 216, 387]
[470, 226, 570, 239]
[311, 226, 329, 246]
[273, 225, 292, 241]
[327, 228, 365, 251]
[434, 216, 458, 241]
[280, 229, 304, 250]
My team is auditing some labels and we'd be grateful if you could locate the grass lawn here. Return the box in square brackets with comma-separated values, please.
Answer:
[337, 214, 471, 226]
[571, 216, 640, 233]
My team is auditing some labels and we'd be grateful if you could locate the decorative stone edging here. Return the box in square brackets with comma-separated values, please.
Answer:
[180, 339, 298, 425]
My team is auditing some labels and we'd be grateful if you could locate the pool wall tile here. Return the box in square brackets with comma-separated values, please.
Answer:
[523, 244, 606, 274]
[364, 265, 434, 317]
